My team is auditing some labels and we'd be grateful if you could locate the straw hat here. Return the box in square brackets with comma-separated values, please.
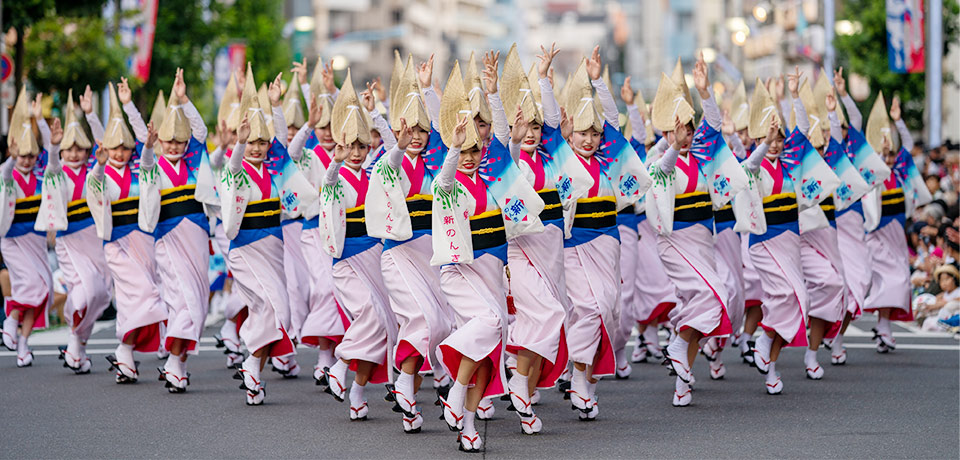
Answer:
[239, 63, 272, 143]
[102, 83, 136, 150]
[730, 80, 749, 131]
[61, 89, 92, 151]
[747, 77, 784, 140]
[392, 54, 431, 132]
[464, 51, 493, 124]
[790, 80, 825, 148]
[565, 58, 603, 132]
[439, 61, 480, 151]
[389, 50, 403, 106]
[813, 71, 846, 127]
[331, 69, 372, 146]
[158, 90, 191, 143]
[8, 87, 40, 155]
[149, 90, 167, 130]
[651, 72, 695, 132]
[670, 57, 694, 113]
[865, 91, 893, 153]
[282, 73, 305, 129]
[500, 44, 542, 126]
[218, 73, 242, 130]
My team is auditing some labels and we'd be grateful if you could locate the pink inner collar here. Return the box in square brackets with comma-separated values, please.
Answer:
[243, 161, 272, 200]
[456, 171, 487, 215]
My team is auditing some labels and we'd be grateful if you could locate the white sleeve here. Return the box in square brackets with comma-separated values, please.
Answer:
[422, 87, 441, 124]
[743, 142, 767, 172]
[288, 124, 312, 161]
[487, 92, 510, 147]
[793, 97, 810, 136]
[829, 111, 843, 143]
[323, 161, 342, 186]
[122, 101, 149, 143]
[228, 143, 245, 174]
[435, 147, 461, 193]
[182, 100, 208, 142]
[209, 146, 226, 169]
[385, 145, 404, 170]
[658, 146, 680, 174]
[301, 83, 312, 110]
[539, 77, 561, 129]
[627, 104, 645, 145]
[36, 117, 53, 153]
[140, 145, 156, 170]
[895, 119, 914, 152]
[700, 90, 722, 131]
[85, 112, 105, 142]
[726, 132, 747, 159]
[840, 94, 862, 131]
[272, 106, 287, 148]
[590, 78, 619, 129]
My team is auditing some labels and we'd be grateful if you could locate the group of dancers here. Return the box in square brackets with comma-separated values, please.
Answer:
[1, 42, 929, 452]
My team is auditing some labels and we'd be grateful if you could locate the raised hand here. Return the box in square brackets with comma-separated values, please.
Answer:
[537, 42, 560, 79]
[117, 77, 132, 105]
[173, 68, 188, 104]
[721, 110, 734, 135]
[560, 106, 573, 140]
[321, 61, 337, 94]
[671, 116, 690, 150]
[80, 85, 94, 114]
[620, 76, 634, 105]
[49, 118, 63, 145]
[291, 58, 308, 85]
[396, 118, 413, 151]
[31, 93, 42, 119]
[361, 84, 376, 112]
[548, 68, 555, 89]
[693, 50, 710, 98]
[451, 114, 469, 148]
[833, 67, 848, 98]
[881, 133, 892, 154]
[511, 108, 529, 141]
[333, 134, 349, 162]
[586, 45, 602, 80]
[764, 116, 780, 145]
[145, 121, 159, 149]
[890, 95, 901, 121]
[786, 66, 801, 99]
[417, 54, 435, 89]
[774, 76, 785, 101]
[268, 73, 283, 107]
[237, 114, 251, 144]
[372, 77, 386, 101]
[825, 92, 837, 112]
[482, 51, 500, 95]
[95, 141, 107, 165]
[308, 94, 322, 127]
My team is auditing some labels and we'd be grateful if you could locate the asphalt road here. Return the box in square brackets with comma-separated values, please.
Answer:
[1, 319, 957, 459]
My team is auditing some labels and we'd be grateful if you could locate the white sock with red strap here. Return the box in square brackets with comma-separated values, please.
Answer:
[462, 409, 477, 434]
[116, 343, 134, 366]
[804, 349, 818, 368]
[349, 381, 366, 406]
[396, 370, 415, 398]
[242, 355, 262, 381]
[877, 316, 891, 336]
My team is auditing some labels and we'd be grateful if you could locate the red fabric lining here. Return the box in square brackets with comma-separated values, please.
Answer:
[394, 340, 422, 370]
[517, 153, 546, 191]
[347, 351, 390, 384]
[63, 167, 87, 201]
[537, 326, 569, 388]
[592, 320, 616, 376]
[242, 161, 272, 201]
[402, 154, 425, 197]
[439, 341, 505, 398]
[577, 155, 601, 197]
[761, 158, 784, 195]
[233, 307, 249, 336]
[12, 169, 38, 197]
[123, 322, 163, 353]
[639, 302, 676, 326]
[5, 295, 49, 330]
[456, 171, 487, 215]
[340, 167, 369, 207]
[676, 154, 700, 194]
[158, 156, 189, 187]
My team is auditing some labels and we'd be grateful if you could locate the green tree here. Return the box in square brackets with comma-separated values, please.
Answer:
[24, 16, 127, 99]
[2, 0, 53, 92]
[835, 0, 959, 133]
[210, 0, 291, 89]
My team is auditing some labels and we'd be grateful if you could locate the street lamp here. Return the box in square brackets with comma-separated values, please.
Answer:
[293, 16, 315, 32]
[732, 30, 748, 46]
[835, 20, 862, 36]
[753, 4, 769, 22]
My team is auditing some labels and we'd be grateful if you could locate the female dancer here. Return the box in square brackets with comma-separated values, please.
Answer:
[435, 59, 547, 450]
[317, 70, 398, 422]
[647, 53, 739, 406]
[488, 43, 581, 433]
[86, 81, 168, 383]
[139, 69, 211, 392]
[37, 90, 113, 374]
[365, 54, 451, 432]
[215, 64, 314, 405]
[561, 46, 648, 418]
[1, 88, 54, 367]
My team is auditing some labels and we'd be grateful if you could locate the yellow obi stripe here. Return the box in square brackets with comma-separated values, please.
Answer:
[13, 195, 40, 223]
[67, 199, 92, 222]
[111, 196, 139, 226]
[573, 196, 616, 229]
[240, 198, 281, 230]
[406, 195, 432, 231]
[469, 209, 506, 250]
[762, 192, 798, 225]
[881, 188, 905, 216]
[674, 191, 712, 222]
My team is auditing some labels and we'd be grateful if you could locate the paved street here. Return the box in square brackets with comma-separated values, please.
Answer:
[1, 319, 957, 459]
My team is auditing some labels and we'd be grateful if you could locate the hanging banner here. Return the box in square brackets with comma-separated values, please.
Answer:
[886, 0, 925, 74]
[118, 0, 159, 82]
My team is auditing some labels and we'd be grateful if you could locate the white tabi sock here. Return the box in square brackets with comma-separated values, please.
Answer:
[462, 409, 477, 434]
[116, 343, 134, 366]
[571, 367, 589, 397]
[329, 358, 348, 377]
[765, 362, 778, 384]
[755, 332, 773, 356]
[643, 326, 660, 349]
[587, 378, 598, 399]
[396, 370, 416, 398]
[804, 348, 818, 367]
[447, 381, 467, 410]
[877, 316, 891, 336]
[165, 354, 182, 375]
[243, 355, 262, 380]
[315, 348, 335, 370]
[833, 333, 844, 350]
[17, 334, 29, 355]
[667, 336, 689, 366]
[349, 381, 366, 406]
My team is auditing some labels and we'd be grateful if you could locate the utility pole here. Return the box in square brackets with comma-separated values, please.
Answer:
[926, 0, 942, 147]
[824, 0, 835, 74]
